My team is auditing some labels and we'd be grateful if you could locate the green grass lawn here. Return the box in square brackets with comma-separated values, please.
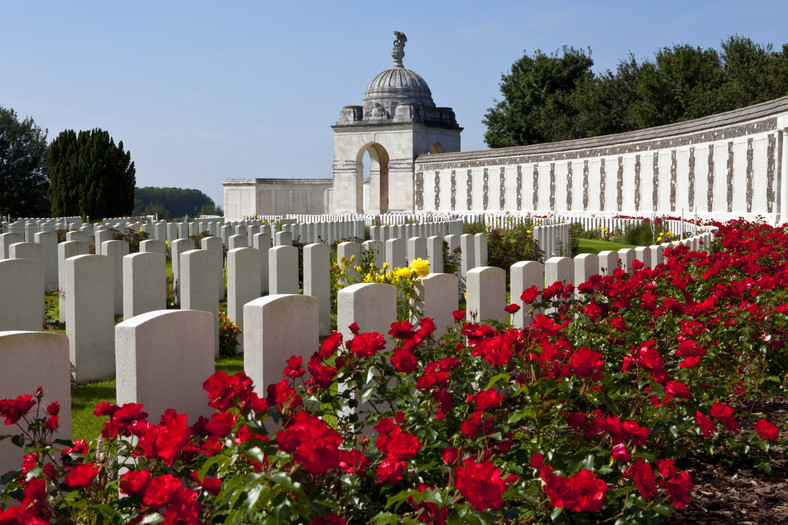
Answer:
[70, 356, 244, 441]
[576, 238, 638, 254]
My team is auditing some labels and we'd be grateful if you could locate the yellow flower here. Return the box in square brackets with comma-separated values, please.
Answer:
[382, 262, 390, 271]
[354, 265, 363, 273]
[410, 258, 430, 277]
[395, 267, 413, 280]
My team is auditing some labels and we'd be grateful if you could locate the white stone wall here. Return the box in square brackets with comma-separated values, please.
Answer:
[416, 98, 788, 223]
[223, 179, 332, 221]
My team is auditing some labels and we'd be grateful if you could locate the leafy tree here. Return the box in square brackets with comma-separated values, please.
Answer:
[0, 106, 50, 218]
[483, 47, 594, 147]
[133, 187, 220, 219]
[48, 129, 135, 219]
[485, 36, 788, 147]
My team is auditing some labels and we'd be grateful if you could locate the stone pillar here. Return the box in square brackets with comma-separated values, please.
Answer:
[181, 249, 220, 356]
[466, 267, 506, 323]
[618, 248, 636, 274]
[116, 310, 214, 424]
[385, 238, 406, 270]
[407, 237, 427, 264]
[634, 246, 651, 270]
[227, 247, 262, 334]
[415, 273, 458, 335]
[269, 245, 299, 295]
[337, 283, 397, 347]
[103, 240, 130, 317]
[426, 236, 444, 274]
[460, 234, 475, 277]
[474, 233, 488, 267]
[244, 295, 318, 396]
[201, 236, 225, 301]
[510, 261, 544, 328]
[0, 332, 70, 473]
[34, 230, 58, 291]
[362, 240, 384, 271]
[0, 232, 23, 259]
[304, 243, 331, 337]
[139, 239, 166, 255]
[574, 253, 598, 290]
[252, 232, 271, 295]
[65, 254, 115, 382]
[597, 250, 619, 276]
[123, 252, 166, 320]
[0, 259, 43, 331]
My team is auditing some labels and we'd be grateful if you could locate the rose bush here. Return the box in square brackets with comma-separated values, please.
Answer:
[0, 218, 786, 523]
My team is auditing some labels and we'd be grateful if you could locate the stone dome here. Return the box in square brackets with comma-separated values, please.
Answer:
[335, 32, 459, 129]
[362, 67, 436, 119]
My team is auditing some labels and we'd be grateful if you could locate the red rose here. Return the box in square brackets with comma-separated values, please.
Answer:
[611, 444, 631, 463]
[569, 348, 604, 378]
[348, 332, 386, 358]
[348, 322, 360, 335]
[520, 285, 540, 304]
[0, 394, 36, 425]
[204, 412, 238, 438]
[626, 458, 658, 500]
[455, 458, 507, 511]
[276, 411, 341, 474]
[442, 446, 459, 465]
[120, 470, 151, 495]
[65, 462, 100, 488]
[338, 449, 369, 475]
[46, 401, 60, 416]
[283, 355, 305, 379]
[142, 474, 182, 509]
[710, 402, 734, 419]
[452, 310, 465, 322]
[391, 347, 418, 374]
[664, 381, 691, 400]
[473, 389, 503, 411]
[504, 303, 520, 314]
[376, 459, 405, 484]
[754, 419, 778, 441]
[565, 469, 607, 512]
[385, 431, 422, 461]
[695, 411, 717, 437]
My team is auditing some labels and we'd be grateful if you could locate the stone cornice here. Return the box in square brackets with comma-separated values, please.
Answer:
[415, 96, 788, 169]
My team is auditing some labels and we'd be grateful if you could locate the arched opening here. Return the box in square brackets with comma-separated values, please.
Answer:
[428, 143, 445, 154]
[356, 143, 389, 214]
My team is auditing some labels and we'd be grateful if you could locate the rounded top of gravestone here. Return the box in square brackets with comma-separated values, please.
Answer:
[361, 32, 437, 120]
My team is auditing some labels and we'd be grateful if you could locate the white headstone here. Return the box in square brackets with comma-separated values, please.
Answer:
[123, 252, 166, 319]
[303, 243, 331, 337]
[180, 249, 220, 356]
[269, 245, 299, 295]
[415, 272, 458, 335]
[466, 266, 506, 323]
[0, 259, 44, 331]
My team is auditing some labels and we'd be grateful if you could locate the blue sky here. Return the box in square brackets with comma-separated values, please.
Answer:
[3, 1, 787, 207]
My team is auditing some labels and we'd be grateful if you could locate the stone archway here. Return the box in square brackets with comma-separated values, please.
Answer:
[357, 143, 390, 214]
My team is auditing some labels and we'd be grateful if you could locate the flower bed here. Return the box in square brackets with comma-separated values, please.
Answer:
[1, 219, 786, 523]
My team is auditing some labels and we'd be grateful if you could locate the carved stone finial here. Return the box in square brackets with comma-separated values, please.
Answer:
[392, 31, 407, 68]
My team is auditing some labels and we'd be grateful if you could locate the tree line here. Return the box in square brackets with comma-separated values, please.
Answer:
[0, 110, 219, 220]
[484, 35, 788, 147]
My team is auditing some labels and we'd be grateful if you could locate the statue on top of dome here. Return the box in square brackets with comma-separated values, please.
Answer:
[393, 31, 407, 48]
[392, 31, 407, 68]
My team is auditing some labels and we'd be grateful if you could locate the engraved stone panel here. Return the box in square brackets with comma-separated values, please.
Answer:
[483, 168, 489, 211]
[450, 170, 456, 211]
[582, 160, 589, 211]
[670, 150, 677, 212]
[415, 171, 424, 211]
[499, 167, 506, 210]
[533, 165, 539, 210]
[746, 138, 754, 213]
[516, 165, 523, 211]
[767, 134, 775, 213]
[466, 169, 473, 209]
[727, 141, 734, 213]
[616, 156, 623, 212]
[707, 144, 714, 212]
[652, 152, 659, 212]
[434, 171, 441, 210]
[566, 162, 573, 210]
[549, 163, 556, 210]
[635, 154, 641, 211]
[688, 147, 695, 210]
[599, 158, 606, 211]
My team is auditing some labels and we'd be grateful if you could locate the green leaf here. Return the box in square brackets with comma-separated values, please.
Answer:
[485, 372, 510, 390]
[140, 514, 165, 525]
[550, 506, 564, 520]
